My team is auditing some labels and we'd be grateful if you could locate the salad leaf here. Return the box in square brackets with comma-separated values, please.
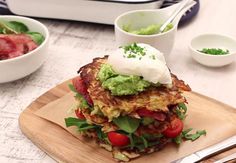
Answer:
[68, 84, 77, 93]
[142, 133, 163, 141]
[182, 128, 193, 135]
[68, 84, 89, 109]
[173, 134, 182, 145]
[78, 123, 96, 131]
[4, 21, 29, 34]
[184, 130, 207, 141]
[65, 117, 96, 131]
[173, 128, 206, 145]
[122, 133, 162, 151]
[141, 117, 154, 126]
[113, 116, 141, 133]
[65, 117, 86, 127]
[128, 133, 135, 149]
[175, 103, 188, 120]
[140, 136, 148, 148]
[27, 31, 45, 45]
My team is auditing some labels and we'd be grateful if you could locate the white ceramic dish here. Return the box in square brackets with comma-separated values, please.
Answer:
[114, 1, 196, 55]
[7, 0, 164, 25]
[189, 34, 236, 67]
[0, 15, 49, 83]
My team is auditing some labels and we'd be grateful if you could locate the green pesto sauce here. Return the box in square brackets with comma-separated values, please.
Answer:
[123, 23, 173, 35]
[97, 64, 150, 96]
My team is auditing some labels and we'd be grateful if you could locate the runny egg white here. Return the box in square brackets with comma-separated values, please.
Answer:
[107, 43, 172, 84]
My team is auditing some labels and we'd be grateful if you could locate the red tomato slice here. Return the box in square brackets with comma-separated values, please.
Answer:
[75, 109, 85, 119]
[72, 77, 87, 95]
[72, 77, 93, 106]
[162, 118, 183, 138]
[108, 131, 130, 147]
[136, 108, 166, 121]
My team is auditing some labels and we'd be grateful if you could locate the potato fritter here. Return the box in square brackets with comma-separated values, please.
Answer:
[79, 57, 191, 120]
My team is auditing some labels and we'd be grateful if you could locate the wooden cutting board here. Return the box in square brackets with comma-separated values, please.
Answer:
[19, 80, 236, 163]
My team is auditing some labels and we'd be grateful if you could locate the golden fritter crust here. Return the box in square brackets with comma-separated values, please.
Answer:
[79, 57, 191, 120]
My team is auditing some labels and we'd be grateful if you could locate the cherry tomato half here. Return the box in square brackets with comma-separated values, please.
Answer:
[162, 118, 183, 138]
[75, 109, 85, 119]
[136, 108, 166, 121]
[107, 131, 130, 147]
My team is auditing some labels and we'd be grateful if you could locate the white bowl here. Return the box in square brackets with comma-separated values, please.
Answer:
[0, 15, 49, 83]
[189, 34, 236, 67]
[114, 2, 195, 55]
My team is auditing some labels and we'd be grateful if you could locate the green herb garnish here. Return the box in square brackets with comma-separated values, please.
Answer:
[122, 43, 146, 58]
[198, 48, 229, 55]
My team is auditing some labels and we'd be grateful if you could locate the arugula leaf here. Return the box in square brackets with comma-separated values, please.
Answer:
[0, 27, 4, 33]
[78, 123, 96, 131]
[140, 136, 148, 148]
[95, 127, 104, 140]
[184, 130, 207, 141]
[141, 117, 154, 126]
[173, 134, 182, 145]
[68, 84, 77, 93]
[113, 116, 141, 133]
[65, 117, 87, 127]
[182, 128, 193, 135]
[178, 103, 187, 113]
[142, 133, 163, 141]
[68, 84, 89, 109]
[4, 21, 29, 33]
[128, 133, 135, 149]
[27, 31, 45, 45]
[65, 117, 96, 132]
[74, 93, 89, 109]
[173, 128, 206, 145]
[176, 103, 188, 120]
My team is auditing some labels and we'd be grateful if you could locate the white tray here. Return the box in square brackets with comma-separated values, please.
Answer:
[7, 0, 164, 24]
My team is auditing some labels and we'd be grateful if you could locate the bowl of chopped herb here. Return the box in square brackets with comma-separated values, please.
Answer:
[189, 34, 236, 67]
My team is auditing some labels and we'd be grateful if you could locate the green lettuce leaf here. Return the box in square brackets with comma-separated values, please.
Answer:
[27, 31, 45, 45]
[113, 116, 140, 133]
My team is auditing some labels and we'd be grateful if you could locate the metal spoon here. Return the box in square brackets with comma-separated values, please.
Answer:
[159, 0, 195, 33]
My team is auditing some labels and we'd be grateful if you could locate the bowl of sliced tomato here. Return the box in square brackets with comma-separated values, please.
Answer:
[0, 15, 49, 83]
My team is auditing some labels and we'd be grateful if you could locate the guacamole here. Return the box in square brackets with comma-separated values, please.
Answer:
[98, 64, 150, 96]
[123, 23, 173, 35]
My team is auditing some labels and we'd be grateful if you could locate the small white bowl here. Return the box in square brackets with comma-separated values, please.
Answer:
[189, 34, 236, 67]
[0, 15, 49, 83]
[114, 2, 195, 55]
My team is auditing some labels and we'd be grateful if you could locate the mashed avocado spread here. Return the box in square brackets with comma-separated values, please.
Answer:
[98, 64, 150, 96]
[123, 23, 173, 35]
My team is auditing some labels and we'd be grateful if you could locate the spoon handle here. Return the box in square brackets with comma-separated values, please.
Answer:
[159, 0, 192, 33]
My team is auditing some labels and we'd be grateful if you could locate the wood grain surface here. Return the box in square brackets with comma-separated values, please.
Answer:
[19, 80, 236, 163]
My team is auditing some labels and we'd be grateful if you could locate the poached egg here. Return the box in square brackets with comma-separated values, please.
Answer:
[107, 43, 172, 84]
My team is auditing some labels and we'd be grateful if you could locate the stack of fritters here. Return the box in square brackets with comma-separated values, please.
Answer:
[66, 57, 191, 161]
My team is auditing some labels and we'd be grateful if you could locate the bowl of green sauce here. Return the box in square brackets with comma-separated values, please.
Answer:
[189, 34, 236, 67]
[114, 3, 192, 55]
